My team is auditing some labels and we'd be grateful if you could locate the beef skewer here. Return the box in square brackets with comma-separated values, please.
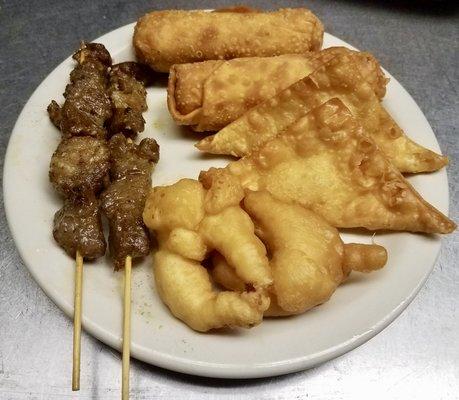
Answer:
[101, 135, 159, 269]
[47, 42, 112, 391]
[101, 135, 159, 399]
[104, 63, 159, 398]
[49, 41, 158, 397]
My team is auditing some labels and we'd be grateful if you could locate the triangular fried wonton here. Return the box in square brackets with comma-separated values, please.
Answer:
[197, 54, 447, 174]
[168, 47, 388, 132]
[199, 99, 455, 233]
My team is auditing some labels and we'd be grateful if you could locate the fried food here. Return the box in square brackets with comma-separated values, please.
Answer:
[154, 250, 269, 332]
[134, 8, 324, 72]
[197, 54, 447, 174]
[210, 253, 292, 317]
[144, 170, 390, 329]
[168, 47, 388, 132]
[200, 99, 456, 234]
[200, 208, 272, 288]
[244, 192, 386, 314]
[210, 191, 387, 316]
[143, 177, 272, 331]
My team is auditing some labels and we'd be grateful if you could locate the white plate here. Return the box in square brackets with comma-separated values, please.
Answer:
[3, 23, 451, 379]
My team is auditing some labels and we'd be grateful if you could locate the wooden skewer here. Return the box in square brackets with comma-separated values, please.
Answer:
[122, 256, 132, 400]
[72, 250, 84, 391]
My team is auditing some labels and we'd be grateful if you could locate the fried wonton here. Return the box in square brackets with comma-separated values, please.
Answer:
[197, 54, 447, 174]
[168, 47, 388, 131]
[199, 99, 455, 233]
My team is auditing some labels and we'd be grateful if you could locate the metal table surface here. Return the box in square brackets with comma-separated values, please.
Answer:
[0, 1, 457, 399]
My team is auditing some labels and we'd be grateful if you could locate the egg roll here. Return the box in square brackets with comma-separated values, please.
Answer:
[168, 47, 388, 132]
[134, 8, 324, 72]
[197, 54, 447, 174]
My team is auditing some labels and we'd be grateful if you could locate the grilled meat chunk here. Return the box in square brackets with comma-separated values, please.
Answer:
[101, 175, 151, 269]
[49, 136, 110, 197]
[53, 195, 106, 259]
[60, 79, 112, 139]
[108, 62, 152, 138]
[101, 134, 159, 269]
[48, 43, 114, 261]
[47, 42, 112, 139]
[73, 42, 112, 68]
[110, 62, 152, 86]
[109, 108, 144, 139]
[48, 43, 158, 264]
[108, 133, 159, 180]
[48, 100, 62, 128]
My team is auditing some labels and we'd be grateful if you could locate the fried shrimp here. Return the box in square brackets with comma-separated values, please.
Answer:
[154, 250, 269, 332]
[210, 191, 387, 316]
[143, 177, 272, 332]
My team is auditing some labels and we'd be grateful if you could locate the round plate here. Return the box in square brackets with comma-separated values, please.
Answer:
[3, 23, 450, 379]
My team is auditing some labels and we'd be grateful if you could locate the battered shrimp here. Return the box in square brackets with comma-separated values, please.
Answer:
[143, 177, 272, 332]
[210, 191, 387, 316]
[154, 250, 268, 332]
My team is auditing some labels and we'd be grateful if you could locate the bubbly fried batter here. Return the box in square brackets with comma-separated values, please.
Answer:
[245, 191, 386, 313]
[200, 99, 455, 234]
[144, 173, 388, 327]
[199, 206, 272, 288]
[154, 250, 269, 332]
[134, 8, 324, 72]
[197, 54, 447, 174]
[143, 178, 272, 332]
[210, 191, 387, 316]
[168, 47, 388, 132]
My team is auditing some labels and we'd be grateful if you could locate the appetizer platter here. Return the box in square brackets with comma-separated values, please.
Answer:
[3, 6, 455, 389]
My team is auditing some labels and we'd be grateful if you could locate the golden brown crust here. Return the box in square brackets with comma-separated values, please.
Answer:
[353, 51, 389, 100]
[209, 190, 388, 316]
[167, 60, 223, 127]
[200, 99, 455, 233]
[343, 243, 387, 273]
[134, 8, 324, 72]
[314, 47, 389, 99]
[168, 48, 388, 132]
[143, 177, 273, 331]
[197, 54, 447, 173]
[153, 250, 269, 331]
[169, 60, 222, 115]
[212, 6, 261, 13]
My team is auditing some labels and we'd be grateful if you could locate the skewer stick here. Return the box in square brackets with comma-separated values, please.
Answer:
[122, 256, 132, 400]
[72, 250, 84, 391]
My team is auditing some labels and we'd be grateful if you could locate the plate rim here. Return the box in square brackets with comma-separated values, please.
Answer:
[2, 22, 450, 379]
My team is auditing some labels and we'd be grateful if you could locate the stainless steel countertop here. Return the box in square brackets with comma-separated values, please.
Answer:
[0, 1, 458, 399]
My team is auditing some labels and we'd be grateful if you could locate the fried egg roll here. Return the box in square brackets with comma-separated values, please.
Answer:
[167, 47, 388, 132]
[134, 8, 324, 73]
